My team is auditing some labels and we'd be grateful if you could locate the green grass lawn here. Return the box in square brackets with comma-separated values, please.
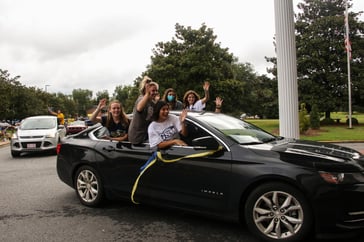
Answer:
[247, 112, 364, 142]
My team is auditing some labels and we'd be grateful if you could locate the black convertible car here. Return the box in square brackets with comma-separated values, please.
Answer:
[56, 111, 364, 242]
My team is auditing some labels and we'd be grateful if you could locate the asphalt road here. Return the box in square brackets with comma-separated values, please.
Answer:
[1, 143, 363, 242]
[0, 145, 266, 242]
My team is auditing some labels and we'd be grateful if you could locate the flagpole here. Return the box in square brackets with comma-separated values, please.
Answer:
[345, 2, 352, 129]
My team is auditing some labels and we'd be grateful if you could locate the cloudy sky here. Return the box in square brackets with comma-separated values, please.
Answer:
[1, 0, 363, 96]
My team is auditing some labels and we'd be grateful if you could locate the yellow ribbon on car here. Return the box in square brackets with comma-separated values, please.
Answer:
[131, 146, 223, 204]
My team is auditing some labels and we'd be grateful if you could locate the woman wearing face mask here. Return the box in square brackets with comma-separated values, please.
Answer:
[161, 88, 183, 110]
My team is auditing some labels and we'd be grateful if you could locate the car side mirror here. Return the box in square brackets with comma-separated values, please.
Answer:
[192, 136, 219, 150]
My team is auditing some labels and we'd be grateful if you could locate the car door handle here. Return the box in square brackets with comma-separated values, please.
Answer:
[103, 146, 115, 152]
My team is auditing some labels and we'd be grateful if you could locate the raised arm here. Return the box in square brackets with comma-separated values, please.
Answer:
[214, 96, 223, 113]
[136, 83, 153, 112]
[90, 98, 107, 123]
[200, 81, 210, 104]
[179, 109, 188, 137]
[48, 107, 57, 116]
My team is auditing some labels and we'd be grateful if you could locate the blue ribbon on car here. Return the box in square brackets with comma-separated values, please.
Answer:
[131, 146, 223, 204]
[139, 151, 157, 171]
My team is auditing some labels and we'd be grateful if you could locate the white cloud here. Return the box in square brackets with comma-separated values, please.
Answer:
[0, 0, 363, 96]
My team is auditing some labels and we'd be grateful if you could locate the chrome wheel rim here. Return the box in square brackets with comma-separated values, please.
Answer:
[253, 191, 303, 239]
[77, 170, 98, 203]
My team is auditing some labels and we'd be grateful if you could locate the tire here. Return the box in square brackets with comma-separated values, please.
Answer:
[74, 165, 104, 207]
[11, 150, 21, 157]
[244, 182, 312, 242]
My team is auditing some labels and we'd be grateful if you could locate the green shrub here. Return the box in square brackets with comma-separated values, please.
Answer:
[299, 103, 310, 133]
[346, 117, 359, 125]
[310, 104, 320, 129]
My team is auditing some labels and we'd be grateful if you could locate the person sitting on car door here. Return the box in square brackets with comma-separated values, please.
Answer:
[90, 98, 129, 142]
[148, 100, 188, 149]
[128, 76, 159, 145]
[161, 88, 183, 110]
[214, 96, 223, 113]
[182, 81, 210, 111]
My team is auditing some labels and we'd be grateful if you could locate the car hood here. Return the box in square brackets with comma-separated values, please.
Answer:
[246, 139, 364, 172]
[17, 128, 56, 137]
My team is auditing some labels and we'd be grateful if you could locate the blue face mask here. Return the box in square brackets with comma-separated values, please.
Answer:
[167, 95, 175, 102]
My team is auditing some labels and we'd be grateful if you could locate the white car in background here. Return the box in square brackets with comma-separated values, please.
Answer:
[10, 115, 66, 157]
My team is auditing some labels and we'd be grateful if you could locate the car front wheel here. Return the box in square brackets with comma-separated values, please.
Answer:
[244, 182, 312, 242]
[74, 165, 104, 207]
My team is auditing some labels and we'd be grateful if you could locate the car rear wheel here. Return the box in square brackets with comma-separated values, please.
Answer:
[244, 182, 312, 242]
[74, 165, 104, 207]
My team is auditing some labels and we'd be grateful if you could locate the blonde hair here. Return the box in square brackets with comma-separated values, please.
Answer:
[139, 76, 153, 95]
[106, 100, 129, 128]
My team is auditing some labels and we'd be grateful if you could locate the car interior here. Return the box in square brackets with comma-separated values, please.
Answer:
[90, 120, 218, 151]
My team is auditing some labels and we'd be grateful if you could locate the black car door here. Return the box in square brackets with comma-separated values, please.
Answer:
[94, 122, 233, 212]
[140, 145, 232, 212]
[94, 140, 155, 199]
[136, 122, 233, 212]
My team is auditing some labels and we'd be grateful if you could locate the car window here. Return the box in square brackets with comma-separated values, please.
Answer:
[93, 126, 110, 139]
[196, 114, 276, 144]
[69, 120, 85, 126]
[21, 118, 56, 130]
[182, 121, 210, 146]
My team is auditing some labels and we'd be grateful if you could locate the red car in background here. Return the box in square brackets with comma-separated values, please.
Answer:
[66, 120, 87, 135]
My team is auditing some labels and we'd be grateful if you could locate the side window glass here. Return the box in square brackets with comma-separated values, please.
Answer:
[183, 121, 209, 146]
[94, 126, 110, 139]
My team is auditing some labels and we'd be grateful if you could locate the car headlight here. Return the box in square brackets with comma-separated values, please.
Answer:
[46, 133, 56, 138]
[319, 171, 364, 184]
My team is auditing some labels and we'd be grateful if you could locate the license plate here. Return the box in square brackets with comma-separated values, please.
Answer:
[27, 143, 36, 148]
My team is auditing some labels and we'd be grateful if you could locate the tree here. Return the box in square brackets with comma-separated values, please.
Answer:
[252, 75, 279, 119]
[16, 86, 46, 117]
[295, 0, 364, 118]
[310, 103, 321, 129]
[0, 70, 21, 119]
[299, 103, 310, 133]
[145, 24, 235, 106]
[95, 90, 110, 102]
[72, 89, 93, 117]
[143, 23, 269, 114]
[0, 70, 50, 119]
[1, 23, 279, 119]
[113, 85, 139, 114]
[47, 93, 77, 119]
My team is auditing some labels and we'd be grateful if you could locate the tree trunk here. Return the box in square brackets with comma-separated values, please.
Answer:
[325, 111, 331, 119]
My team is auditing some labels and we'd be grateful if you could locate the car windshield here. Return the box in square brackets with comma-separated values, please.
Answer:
[196, 114, 277, 144]
[21, 118, 56, 130]
[69, 120, 85, 126]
